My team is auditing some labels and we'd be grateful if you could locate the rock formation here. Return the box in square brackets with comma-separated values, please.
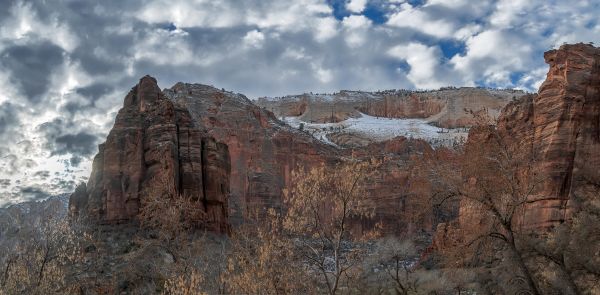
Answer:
[71, 76, 443, 236]
[445, 43, 600, 233]
[69, 76, 230, 232]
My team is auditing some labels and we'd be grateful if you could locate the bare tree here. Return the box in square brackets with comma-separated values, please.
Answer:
[376, 237, 420, 295]
[139, 174, 207, 242]
[422, 118, 544, 294]
[0, 216, 86, 294]
[225, 209, 311, 294]
[282, 159, 381, 295]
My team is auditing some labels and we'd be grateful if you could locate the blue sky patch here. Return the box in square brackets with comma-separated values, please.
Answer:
[327, 0, 350, 20]
[439, 40, 466, 59]
[363, 4, 387, 24]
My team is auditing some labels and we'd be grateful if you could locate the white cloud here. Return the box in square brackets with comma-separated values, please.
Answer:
[346, 0, 368, 13]
[342, 15, 371, 47]
[137, 0, 338, 43]
[386, 3, 456, 39]
[426, 0, 469, 6]
[489, 0, 531, 29]
[314, 66, 333, 83]
[243, 30, 266, 48]
[137, 0, 243, 28]
[388, 43, 452, 89]
[450, 30, 534, 87]
[0, 2, 79, 52]
[313, 17, 339, 42]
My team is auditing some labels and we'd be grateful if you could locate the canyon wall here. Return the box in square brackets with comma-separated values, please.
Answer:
[257, 88, 524, 128]
[163, 84, 439, 234]
[71, 77, 440, 235]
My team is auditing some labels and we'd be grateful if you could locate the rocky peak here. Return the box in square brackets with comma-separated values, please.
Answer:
[123, 75, 163, 110]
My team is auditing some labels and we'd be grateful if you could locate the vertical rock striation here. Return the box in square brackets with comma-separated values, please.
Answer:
[520, 43, 600, 227]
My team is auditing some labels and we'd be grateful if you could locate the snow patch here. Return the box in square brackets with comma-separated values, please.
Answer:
[283, 113, 467, 147]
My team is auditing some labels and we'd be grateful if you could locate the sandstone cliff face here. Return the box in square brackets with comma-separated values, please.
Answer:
[69, 76, 230, 232]
[459, 43, 600, 229]
[521, 43, 600, 227]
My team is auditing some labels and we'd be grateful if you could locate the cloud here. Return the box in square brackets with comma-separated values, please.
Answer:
[0, 179, 10, 189]
[19, 186, 52, 202]
[342, 15, 371, 47]
[387, 3, 457, 39]
[388, 43, 457, 89]
[74, 83, 114, 104]
[450, 30, 534, 87]
[0, 41, 65, 102]
[0, 103, 20, 137]
[346, 0, 368, 13]
[243, 30, 266, 48]
[37, 119, 100, 158]
[54, 133, 99, 157]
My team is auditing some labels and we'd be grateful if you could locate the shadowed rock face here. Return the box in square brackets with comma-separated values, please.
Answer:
[71, 77, 442, 236]
[69, 76, 230, 232]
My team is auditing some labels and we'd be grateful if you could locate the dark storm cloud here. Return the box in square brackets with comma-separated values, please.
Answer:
[0, 179, 10, 189]
[37, 118, 100, 158]
[49, 178, 76, 192]
[0, 103, 20, 137]
[69, 155, 83, 167]
[54, 132, 99, 157]
[0, 41, 64, 102]
[75, 83, 114, 102]
[19, 186, 52, 202]
[73, 49, 129, 76]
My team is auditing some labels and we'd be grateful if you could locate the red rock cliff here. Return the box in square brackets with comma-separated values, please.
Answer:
[518, 43, 600, 227]
[69, 76, 230, 232]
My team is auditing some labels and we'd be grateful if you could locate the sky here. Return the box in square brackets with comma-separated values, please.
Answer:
[0, 0, 599, 206]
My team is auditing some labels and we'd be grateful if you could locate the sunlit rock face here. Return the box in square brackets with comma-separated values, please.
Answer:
[69, 76, 230, 232]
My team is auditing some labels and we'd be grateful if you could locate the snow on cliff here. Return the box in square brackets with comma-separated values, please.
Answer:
[283, 113, 467, 147]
